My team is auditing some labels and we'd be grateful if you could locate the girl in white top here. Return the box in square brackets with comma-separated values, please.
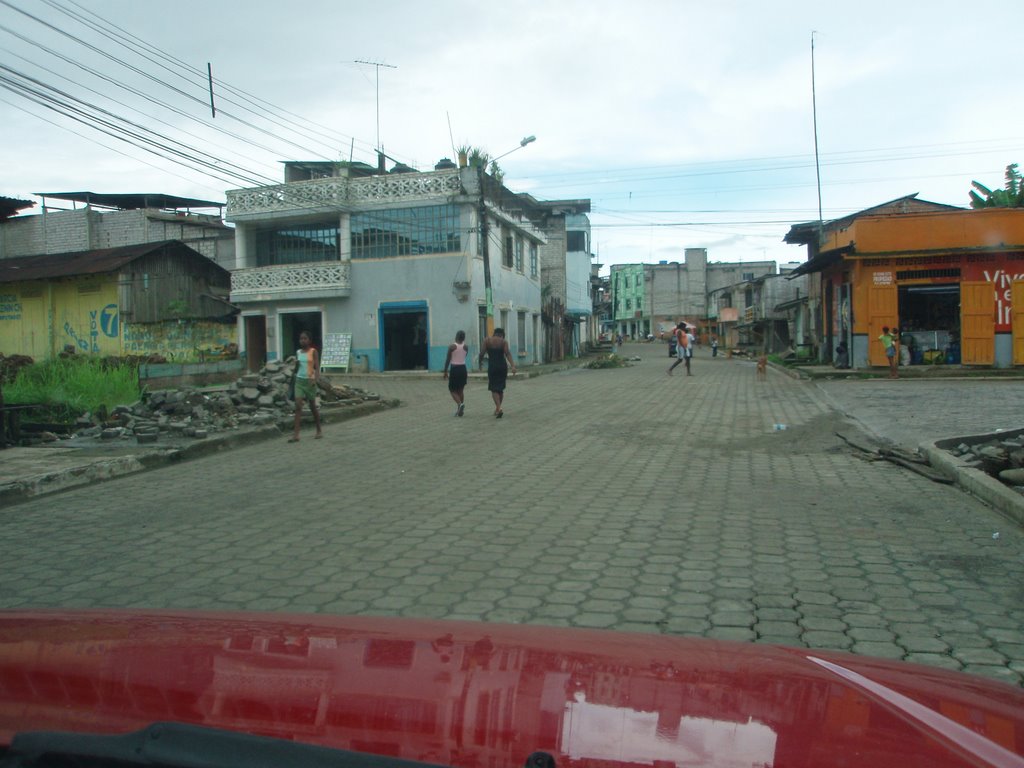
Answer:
[443, 330, 469, 416]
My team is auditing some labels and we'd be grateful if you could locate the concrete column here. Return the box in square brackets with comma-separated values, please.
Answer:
[338, 212, 351, 261]
[234, 224, 252, 269]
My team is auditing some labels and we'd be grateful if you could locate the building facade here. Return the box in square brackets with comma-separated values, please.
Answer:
[226, 161, 547, 372]
[611, 250, 777, 340]
[0, 241, 234, 361]
[787, 197, 1024, 368]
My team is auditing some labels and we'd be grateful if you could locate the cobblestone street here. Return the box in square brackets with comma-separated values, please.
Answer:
[2, 344, 1022, 687]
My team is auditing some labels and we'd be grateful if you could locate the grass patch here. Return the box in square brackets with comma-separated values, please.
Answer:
[4, 357, 141, 424]
[585, 354, 631, 369]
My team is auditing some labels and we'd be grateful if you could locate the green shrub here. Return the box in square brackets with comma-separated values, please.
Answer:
[585, 354, 630, 369]
[4, 357, 141, 422]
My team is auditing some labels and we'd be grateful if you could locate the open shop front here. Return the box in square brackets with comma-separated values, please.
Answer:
[855, 253, 1024, 368]
[897, 282, 961, 365]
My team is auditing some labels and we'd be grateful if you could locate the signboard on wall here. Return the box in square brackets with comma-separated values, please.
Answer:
[321, 332, 352, 370]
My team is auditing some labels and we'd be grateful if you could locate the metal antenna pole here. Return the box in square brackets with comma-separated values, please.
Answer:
[811, 32, 823, 240]
[354, 60, 397, 150]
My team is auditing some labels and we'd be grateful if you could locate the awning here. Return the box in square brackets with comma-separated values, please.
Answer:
[786, 245, 853, 278]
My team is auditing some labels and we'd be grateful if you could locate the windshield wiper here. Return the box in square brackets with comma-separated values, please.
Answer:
[0, 721, 450, 768]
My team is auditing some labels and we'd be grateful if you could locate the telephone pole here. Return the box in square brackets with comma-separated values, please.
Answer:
[354, 59, 397, 150]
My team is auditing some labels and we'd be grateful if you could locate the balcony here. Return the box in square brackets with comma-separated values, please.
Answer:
[226, 170, 463, 220]
[230, 260, 351, 302]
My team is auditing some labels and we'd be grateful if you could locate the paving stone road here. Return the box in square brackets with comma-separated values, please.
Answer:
[2, 344, 1022, 687]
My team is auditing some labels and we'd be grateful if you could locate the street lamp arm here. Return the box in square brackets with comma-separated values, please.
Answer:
[493, 135, 537, 162]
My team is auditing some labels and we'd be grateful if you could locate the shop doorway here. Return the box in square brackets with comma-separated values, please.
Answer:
[243, 315, 267, 372]
[897, 284, 960, 364]
[280, 311, 323, 362]
[381, 304, 428, 371]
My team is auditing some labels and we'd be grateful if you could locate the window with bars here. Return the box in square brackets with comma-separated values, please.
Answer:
[351, 204, 461, 260]
[529, 243, 538, 277]
[514, 237, 524, 272]
[256, 224, 339, 266]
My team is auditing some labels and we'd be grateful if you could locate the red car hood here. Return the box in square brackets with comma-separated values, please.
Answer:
[0, 610, 1021, 768]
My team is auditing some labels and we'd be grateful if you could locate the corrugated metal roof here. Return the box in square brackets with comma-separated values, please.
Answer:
[0, 196, 35, 220]
[34, 192, 224, 210]
[0, 240, 226, 283]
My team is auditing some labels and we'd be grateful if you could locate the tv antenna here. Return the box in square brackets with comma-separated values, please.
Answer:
[354, 59, 397, 150]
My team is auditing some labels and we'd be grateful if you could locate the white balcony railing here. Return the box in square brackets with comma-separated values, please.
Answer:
[226, 170, 463, 219]
[230, 261, 351, 300]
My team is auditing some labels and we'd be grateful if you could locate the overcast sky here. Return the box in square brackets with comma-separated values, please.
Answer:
[2, 0, 1022, 270]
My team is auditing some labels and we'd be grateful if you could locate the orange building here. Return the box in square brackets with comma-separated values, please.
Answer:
[786, 196, 1024, 369]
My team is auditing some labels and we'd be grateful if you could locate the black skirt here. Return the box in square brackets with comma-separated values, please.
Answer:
[448, 364, 468, 391]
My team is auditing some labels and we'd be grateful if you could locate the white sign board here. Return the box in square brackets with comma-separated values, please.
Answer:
[321, 332, 352, 370]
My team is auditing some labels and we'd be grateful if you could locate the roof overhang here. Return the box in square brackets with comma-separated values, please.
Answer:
[786, 245, 853, 278]
[35, 192, 224, 211]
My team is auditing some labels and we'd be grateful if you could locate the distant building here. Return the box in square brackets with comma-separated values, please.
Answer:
[610, 249, 776, 340]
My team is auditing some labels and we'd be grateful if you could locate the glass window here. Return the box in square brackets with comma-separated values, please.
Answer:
[626, 298, 632, 310]
[529, 243, 538, 277]
[515, 237, 524, 272]
[517, 312, 527, 354]
[503, 235, 514, 268]
[256, 224, 339, 266]
[567, 230, 586, 252]
[351, 204, 461, 259]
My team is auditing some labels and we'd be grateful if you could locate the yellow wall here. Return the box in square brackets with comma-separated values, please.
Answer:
[0, 278, 236, 361]
[122, 320, 236, 360]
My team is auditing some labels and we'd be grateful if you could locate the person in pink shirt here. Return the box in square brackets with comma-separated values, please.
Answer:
[443, 330, 469, 416]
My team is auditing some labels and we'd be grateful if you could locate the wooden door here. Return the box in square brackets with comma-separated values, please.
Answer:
[867, 283, 898, 367]
[960, 281, 994, 365]
[1012, 280, 1024, 366]
[244, 315, 267, 372]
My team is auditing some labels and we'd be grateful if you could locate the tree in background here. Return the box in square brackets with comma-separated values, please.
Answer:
[969, 163, 1024, 208]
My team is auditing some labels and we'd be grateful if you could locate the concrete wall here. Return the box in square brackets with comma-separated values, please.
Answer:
[0, 207, 232, 266]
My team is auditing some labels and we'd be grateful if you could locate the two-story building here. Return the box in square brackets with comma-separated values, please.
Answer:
[226, 159, 548, 372]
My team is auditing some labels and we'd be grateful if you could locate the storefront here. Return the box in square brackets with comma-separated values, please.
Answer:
[851, 252, 1024, 367]
[790, 205, 1024, 369]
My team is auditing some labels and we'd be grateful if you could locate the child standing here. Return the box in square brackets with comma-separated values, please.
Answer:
[290, 330, 323, 442]
[443, 330, 469, 416]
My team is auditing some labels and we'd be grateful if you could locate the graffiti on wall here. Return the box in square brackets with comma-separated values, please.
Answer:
[0, 294, 22, 321]
[63, 303, 119, 353]
[123, 320, 236, 360]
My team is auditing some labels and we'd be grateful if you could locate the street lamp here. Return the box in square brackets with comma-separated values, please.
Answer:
[480, 135, 536, 336]
[493, 135, 537, 162]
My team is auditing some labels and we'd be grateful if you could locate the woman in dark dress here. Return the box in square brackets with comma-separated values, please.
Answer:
[478, 328, 517, 418]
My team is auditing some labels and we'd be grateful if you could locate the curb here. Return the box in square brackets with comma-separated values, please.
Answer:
[919, 436, 1024, 530]
[0, 399, 399, 508]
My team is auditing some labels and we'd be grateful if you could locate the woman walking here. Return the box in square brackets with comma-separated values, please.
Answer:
[289, 330, 323, 442]
[443, 330, 469, 416]
[479, 328, 517, 418]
